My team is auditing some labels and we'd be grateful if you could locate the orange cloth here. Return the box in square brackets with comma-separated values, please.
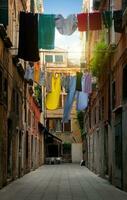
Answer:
[34, 62, 40, 83]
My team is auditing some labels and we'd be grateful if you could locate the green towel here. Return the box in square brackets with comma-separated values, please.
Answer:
[102, 11, 112, 28]
[0, 0, 8, 25]
[38, 14, 55, 49]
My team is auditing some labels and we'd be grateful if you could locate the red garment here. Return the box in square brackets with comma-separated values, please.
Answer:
[89, 12, 102, 30]
[77, 13, 88, 32]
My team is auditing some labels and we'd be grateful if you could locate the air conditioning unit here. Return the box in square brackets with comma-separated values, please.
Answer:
[108, 43, 117, 51]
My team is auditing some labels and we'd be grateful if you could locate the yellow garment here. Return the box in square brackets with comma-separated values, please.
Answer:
[46, 74, 61, 110]
[34, 62, 40, 83]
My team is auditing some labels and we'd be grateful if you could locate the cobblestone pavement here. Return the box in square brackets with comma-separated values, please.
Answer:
[0, 164, 127, 200]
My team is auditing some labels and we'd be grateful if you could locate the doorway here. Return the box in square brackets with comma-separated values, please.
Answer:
[18, 131, 22, 177]
[114, 109, 123, 189]
[7, 119, 12, 180]
[104, 125, 109, 176]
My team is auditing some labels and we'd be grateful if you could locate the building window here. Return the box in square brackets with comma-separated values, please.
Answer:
[3, 77, 8, 106]
[59, 94, 62, 108]
[47, 118, 62, 132]
[63, 120, 71, 132]
[12, 89, 19, 116]
[94, 107, 96, 124]
[32, 112, 36, 128]
[47, 118, 71, 133]
[99, 100, 101, 120]
[122, 0, 127, 11]
[123, 65, 127, 100]
[112, 81, 115, 109]
[16, 93, 19, 115]
[63, 94, 67, 106]
[89, 112, 91, 129]
[45, 55, 53, 63]
[55, 119, 62, 132]
[28, 109, 31, 126]
[12, 89, 16, 111]
[55, 55, 63, 63]
[93, 0, 101, 10]
[0, 69, 3, 102]
[101, 97, 104, 120]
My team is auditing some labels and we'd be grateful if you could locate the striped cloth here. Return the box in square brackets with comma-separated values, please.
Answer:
[82, 73, 92, 94]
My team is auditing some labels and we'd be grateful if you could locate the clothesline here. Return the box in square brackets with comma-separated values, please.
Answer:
[17, 9, 123, 62]
[24, 60, 92, 121]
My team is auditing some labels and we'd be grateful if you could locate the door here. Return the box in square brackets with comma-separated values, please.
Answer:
[114, 109, 123, 189]
[104, 125, 108, 176]
[18, 131, 22, 177]
[7, 119, 12, 179]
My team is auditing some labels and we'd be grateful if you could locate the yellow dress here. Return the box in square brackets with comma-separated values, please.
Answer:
[46, 74, 61, 110]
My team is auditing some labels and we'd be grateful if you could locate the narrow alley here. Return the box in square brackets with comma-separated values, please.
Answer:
[1, 0, 127, 198]
[0, 164, 127, 200]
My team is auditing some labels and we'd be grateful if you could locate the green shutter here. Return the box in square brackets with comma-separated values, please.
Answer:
[30, 0, 34, 13]
[122, 0, 127, 11]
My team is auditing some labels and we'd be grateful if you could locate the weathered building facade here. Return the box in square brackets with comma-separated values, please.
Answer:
[40, 48, 83, 163]
[82, 0, 127, 191]
[0, 0, 44, 188]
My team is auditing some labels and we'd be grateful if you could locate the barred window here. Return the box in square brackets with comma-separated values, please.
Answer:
[55, 55, 63, 63]
[45, 55, 53, 63]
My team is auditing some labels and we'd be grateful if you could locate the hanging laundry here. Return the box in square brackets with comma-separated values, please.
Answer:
[34, 62, 40, 84]
[89, 12, 102, 30]
[61, 75, 70, 93]
[38, 14, 55, 49]
[62, 76, 76, 123]
[76, 72, 83, 91]
[82, 73, 92, 94]
[77, 13, 88, 32]
[55, 14, 77, 35]
[46, 74, 61, 110]
[102, 11, 112, 29]
[113, 10, 123, 33]
[34, 85, 42, 109]
[46, 72, 52, 92]
[76, 91, 88, 111]
[39, 71, 45, 86]
[18, 12, 39, 62]
[0, 0, 8, 25]
[24, 65, 34, 84]
[41, 92, 45, 112]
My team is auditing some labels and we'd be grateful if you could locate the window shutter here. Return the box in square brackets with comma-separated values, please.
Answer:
[122, 0, 127, 11]
[0, 0, 8, 25]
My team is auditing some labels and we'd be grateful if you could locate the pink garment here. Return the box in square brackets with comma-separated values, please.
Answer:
[82, 73, 92, 94]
